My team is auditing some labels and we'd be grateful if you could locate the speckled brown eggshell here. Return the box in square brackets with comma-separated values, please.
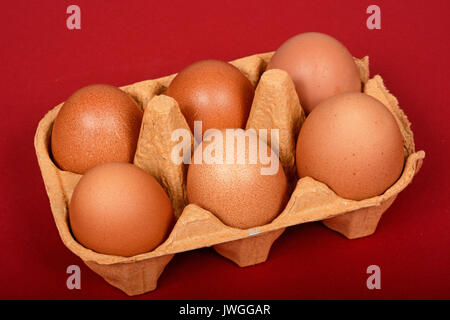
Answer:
[69, 162, 174, 257]
[296, 92, 405, 201]
[165, 60, 255, 135]
[267, 32, 361, 114]
[187, 130, 289, 229]
[51, 84, 143, 174]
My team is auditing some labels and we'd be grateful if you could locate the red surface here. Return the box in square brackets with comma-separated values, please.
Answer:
[0, 0, 449, 299]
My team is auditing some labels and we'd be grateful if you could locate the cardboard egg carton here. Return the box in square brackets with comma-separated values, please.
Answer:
[34, 52, 425, 296]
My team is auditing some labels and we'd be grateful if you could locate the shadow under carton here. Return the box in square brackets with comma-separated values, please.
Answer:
[34, 52, 425, 296]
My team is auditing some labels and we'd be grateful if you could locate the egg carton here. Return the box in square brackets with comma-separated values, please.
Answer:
[34, 52, 425, 296]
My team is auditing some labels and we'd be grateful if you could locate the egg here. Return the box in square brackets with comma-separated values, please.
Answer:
[296, 92, 404, 200]
[267, 32, 361, 113]
[51, 84, 143, 174]
[69, 162, 174, 257]
[187, 129, 289, 229]
[166, 60, 254, 136]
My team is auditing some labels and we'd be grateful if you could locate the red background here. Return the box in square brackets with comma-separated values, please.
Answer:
[0, 0, 449, 299]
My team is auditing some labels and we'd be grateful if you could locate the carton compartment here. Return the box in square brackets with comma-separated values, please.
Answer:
[34, 52, 425, 295]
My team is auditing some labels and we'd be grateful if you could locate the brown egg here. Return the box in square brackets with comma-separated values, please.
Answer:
[296, 92, 404, 200]
[187, 129, 289, 229]
[69, 162, 174, 257]
[51, 84, 143, 174]
[267, 32, 361, 113]
[166, 60, 254, 135]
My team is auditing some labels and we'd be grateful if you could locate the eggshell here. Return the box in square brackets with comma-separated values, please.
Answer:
[165, 60, 254, 135]
[187, 129, 289, 229]
[296, 92, 405, 200]
[51, 84, 143, 174]
[69, 162, 174, 257]
[267, 32, 361, 113]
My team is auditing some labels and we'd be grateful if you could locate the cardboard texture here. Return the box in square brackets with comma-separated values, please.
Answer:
[34, 52, 425, 295]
